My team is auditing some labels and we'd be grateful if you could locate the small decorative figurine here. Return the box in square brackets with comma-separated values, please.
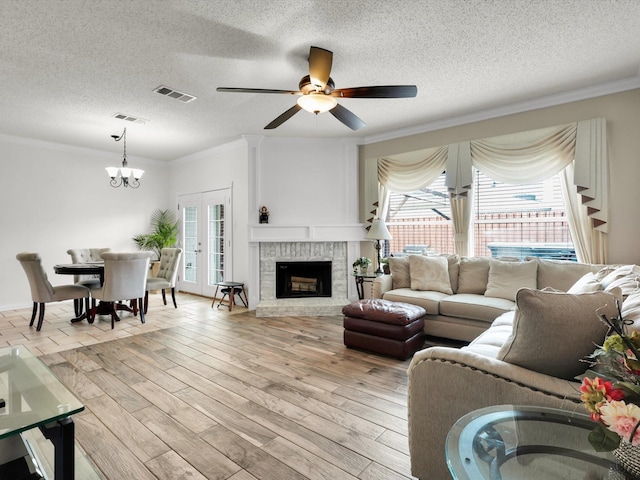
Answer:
[259, 205, 269, 224]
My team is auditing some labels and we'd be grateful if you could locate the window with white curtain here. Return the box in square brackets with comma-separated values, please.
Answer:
[385, 169, 575, 259]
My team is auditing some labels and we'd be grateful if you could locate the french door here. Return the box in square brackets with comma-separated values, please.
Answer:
[177, 189, 231, 297]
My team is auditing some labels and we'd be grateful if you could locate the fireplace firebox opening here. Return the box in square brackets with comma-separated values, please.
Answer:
[276, 261, 332, 298]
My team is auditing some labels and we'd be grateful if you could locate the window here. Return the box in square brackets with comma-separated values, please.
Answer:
[385, 173, 454, 257]
[472, 169, 575, 260]
[385, 169, 575, 260]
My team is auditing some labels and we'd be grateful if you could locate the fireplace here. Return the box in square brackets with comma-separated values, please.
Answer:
[276, 261, 332, 298]
[254, 240, 355, 317]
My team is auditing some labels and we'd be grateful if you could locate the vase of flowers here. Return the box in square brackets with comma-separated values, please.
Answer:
[578, 303, 640, 477]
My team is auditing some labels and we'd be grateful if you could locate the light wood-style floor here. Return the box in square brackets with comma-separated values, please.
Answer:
[1, 293, 417, 480]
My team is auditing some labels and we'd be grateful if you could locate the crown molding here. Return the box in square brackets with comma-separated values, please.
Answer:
[363, 76, 640, 145]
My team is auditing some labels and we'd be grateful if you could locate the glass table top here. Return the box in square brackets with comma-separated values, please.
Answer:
[446, 404, 636, 480]
[0, 345, 84, 439]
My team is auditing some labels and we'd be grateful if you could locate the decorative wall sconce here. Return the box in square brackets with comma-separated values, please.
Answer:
[106, 128, 144, 188]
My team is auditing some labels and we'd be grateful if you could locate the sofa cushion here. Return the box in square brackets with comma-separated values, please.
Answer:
[409, 255, 453, 294]
[463, 311, 515, 359]
[567, 272, 603, 294]
[439, 293, 515, 323]
[457, 257, 491, 294]
[601, 264, 640, 297]
[382, 288, 447, 315]
[526, 257, 608, 291]
[388, 257, 410, 289]
[484, 259, 537, 301]
[497, 288, 620, 380]
[621, 291, 640, 332]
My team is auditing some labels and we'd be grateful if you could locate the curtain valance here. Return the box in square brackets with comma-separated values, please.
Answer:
[378, 145, 448, 193]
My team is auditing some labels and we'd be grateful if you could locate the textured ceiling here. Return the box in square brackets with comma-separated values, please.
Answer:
[1, 0, 640, 161]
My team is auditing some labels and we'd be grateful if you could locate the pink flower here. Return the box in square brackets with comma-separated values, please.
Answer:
[599, 400, 640, 445]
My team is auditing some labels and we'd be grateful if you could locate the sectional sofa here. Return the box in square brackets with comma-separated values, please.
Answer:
[376, 255, 640, 479]
[371, 255, 613, 342]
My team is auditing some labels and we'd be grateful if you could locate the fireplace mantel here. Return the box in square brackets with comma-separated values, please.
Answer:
[249, 224, 365, 243]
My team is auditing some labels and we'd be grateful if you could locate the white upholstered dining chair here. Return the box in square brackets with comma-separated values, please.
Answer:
[144, 247, 183, 313]
[90, 252, 152, 329]
[16, 252, 90, 331]
[66, 247, 110, 316]
[66, 248, 111, 288]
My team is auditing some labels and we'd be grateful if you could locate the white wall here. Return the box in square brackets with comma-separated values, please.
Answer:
[168, 139, 250, 290]
[169, 136, 363, 308]
[0, 135, 169, 310]
[253, 137, 360, 225]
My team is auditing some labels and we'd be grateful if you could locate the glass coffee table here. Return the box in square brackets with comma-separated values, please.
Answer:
[0, 345, 85, 480]
[446, 405, 637, 479]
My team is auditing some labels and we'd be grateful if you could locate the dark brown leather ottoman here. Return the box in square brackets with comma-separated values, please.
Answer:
[342, 299, 426, 360]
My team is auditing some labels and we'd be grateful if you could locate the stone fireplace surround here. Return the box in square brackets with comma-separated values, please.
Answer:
[249, 224, 364, 317]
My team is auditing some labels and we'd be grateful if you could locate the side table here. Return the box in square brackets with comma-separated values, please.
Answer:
[352, 273, 382, 300]
[212, 281, 248, 311]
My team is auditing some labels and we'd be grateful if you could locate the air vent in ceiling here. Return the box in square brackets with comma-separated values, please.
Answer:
[154, 85, 197, 103]
[112, 113, 148, 124]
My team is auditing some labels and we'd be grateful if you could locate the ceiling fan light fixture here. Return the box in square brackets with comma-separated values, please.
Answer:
[297, 93, 337, 114]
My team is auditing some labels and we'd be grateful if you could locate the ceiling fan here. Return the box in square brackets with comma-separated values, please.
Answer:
[216, 46, 417, 131]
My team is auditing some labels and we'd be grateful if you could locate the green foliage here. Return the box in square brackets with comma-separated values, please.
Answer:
[588, 424, 621, 452]
[352, 257, 372, 268]
[133, 209, 179, 260]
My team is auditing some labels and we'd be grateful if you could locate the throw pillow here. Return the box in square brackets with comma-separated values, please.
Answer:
[497, 288, 620, 380]
[484, 260, 537, 301]
[408, 255, 453, 294]
[388, 257, 410, 289]
[567, 272, 604, 294]
[457, 257, 491, 294]
[622, 291, 640, 327]
[600, 265, 637, 289]
[602, 264, 640, 297]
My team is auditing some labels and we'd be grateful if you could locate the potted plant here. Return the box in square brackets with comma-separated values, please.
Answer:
[133, 209, 179, 263]
[352, 257, 372, 275]
[380, 257, 390, 275]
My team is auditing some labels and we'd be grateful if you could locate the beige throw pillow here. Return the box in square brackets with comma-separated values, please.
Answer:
[409, 255, 453, 294]
[484, 260, 537, 301]
[497, 288, 620, 380]
[388, 257, 410, 289]
[457, 257, 491, 294]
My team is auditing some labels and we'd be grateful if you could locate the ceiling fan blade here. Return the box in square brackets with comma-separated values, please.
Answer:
[264, 104, 302, 129]
[332, 85, 417, 98]
[329, 104, 366, 131]
[308, 46, 333, 89]
[217, 87, 301, 95]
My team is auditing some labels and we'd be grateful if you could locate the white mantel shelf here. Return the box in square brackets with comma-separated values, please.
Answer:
[249, 224, 366, 243]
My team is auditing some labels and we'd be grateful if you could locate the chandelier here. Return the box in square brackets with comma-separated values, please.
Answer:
[106, 128, 144, 188]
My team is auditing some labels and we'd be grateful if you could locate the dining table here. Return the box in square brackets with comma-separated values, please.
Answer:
[53, 262, 135, 323]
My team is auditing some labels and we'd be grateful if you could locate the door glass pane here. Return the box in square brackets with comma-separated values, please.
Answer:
[208, 204, 224, 285]
[183, 206, 197, 282]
